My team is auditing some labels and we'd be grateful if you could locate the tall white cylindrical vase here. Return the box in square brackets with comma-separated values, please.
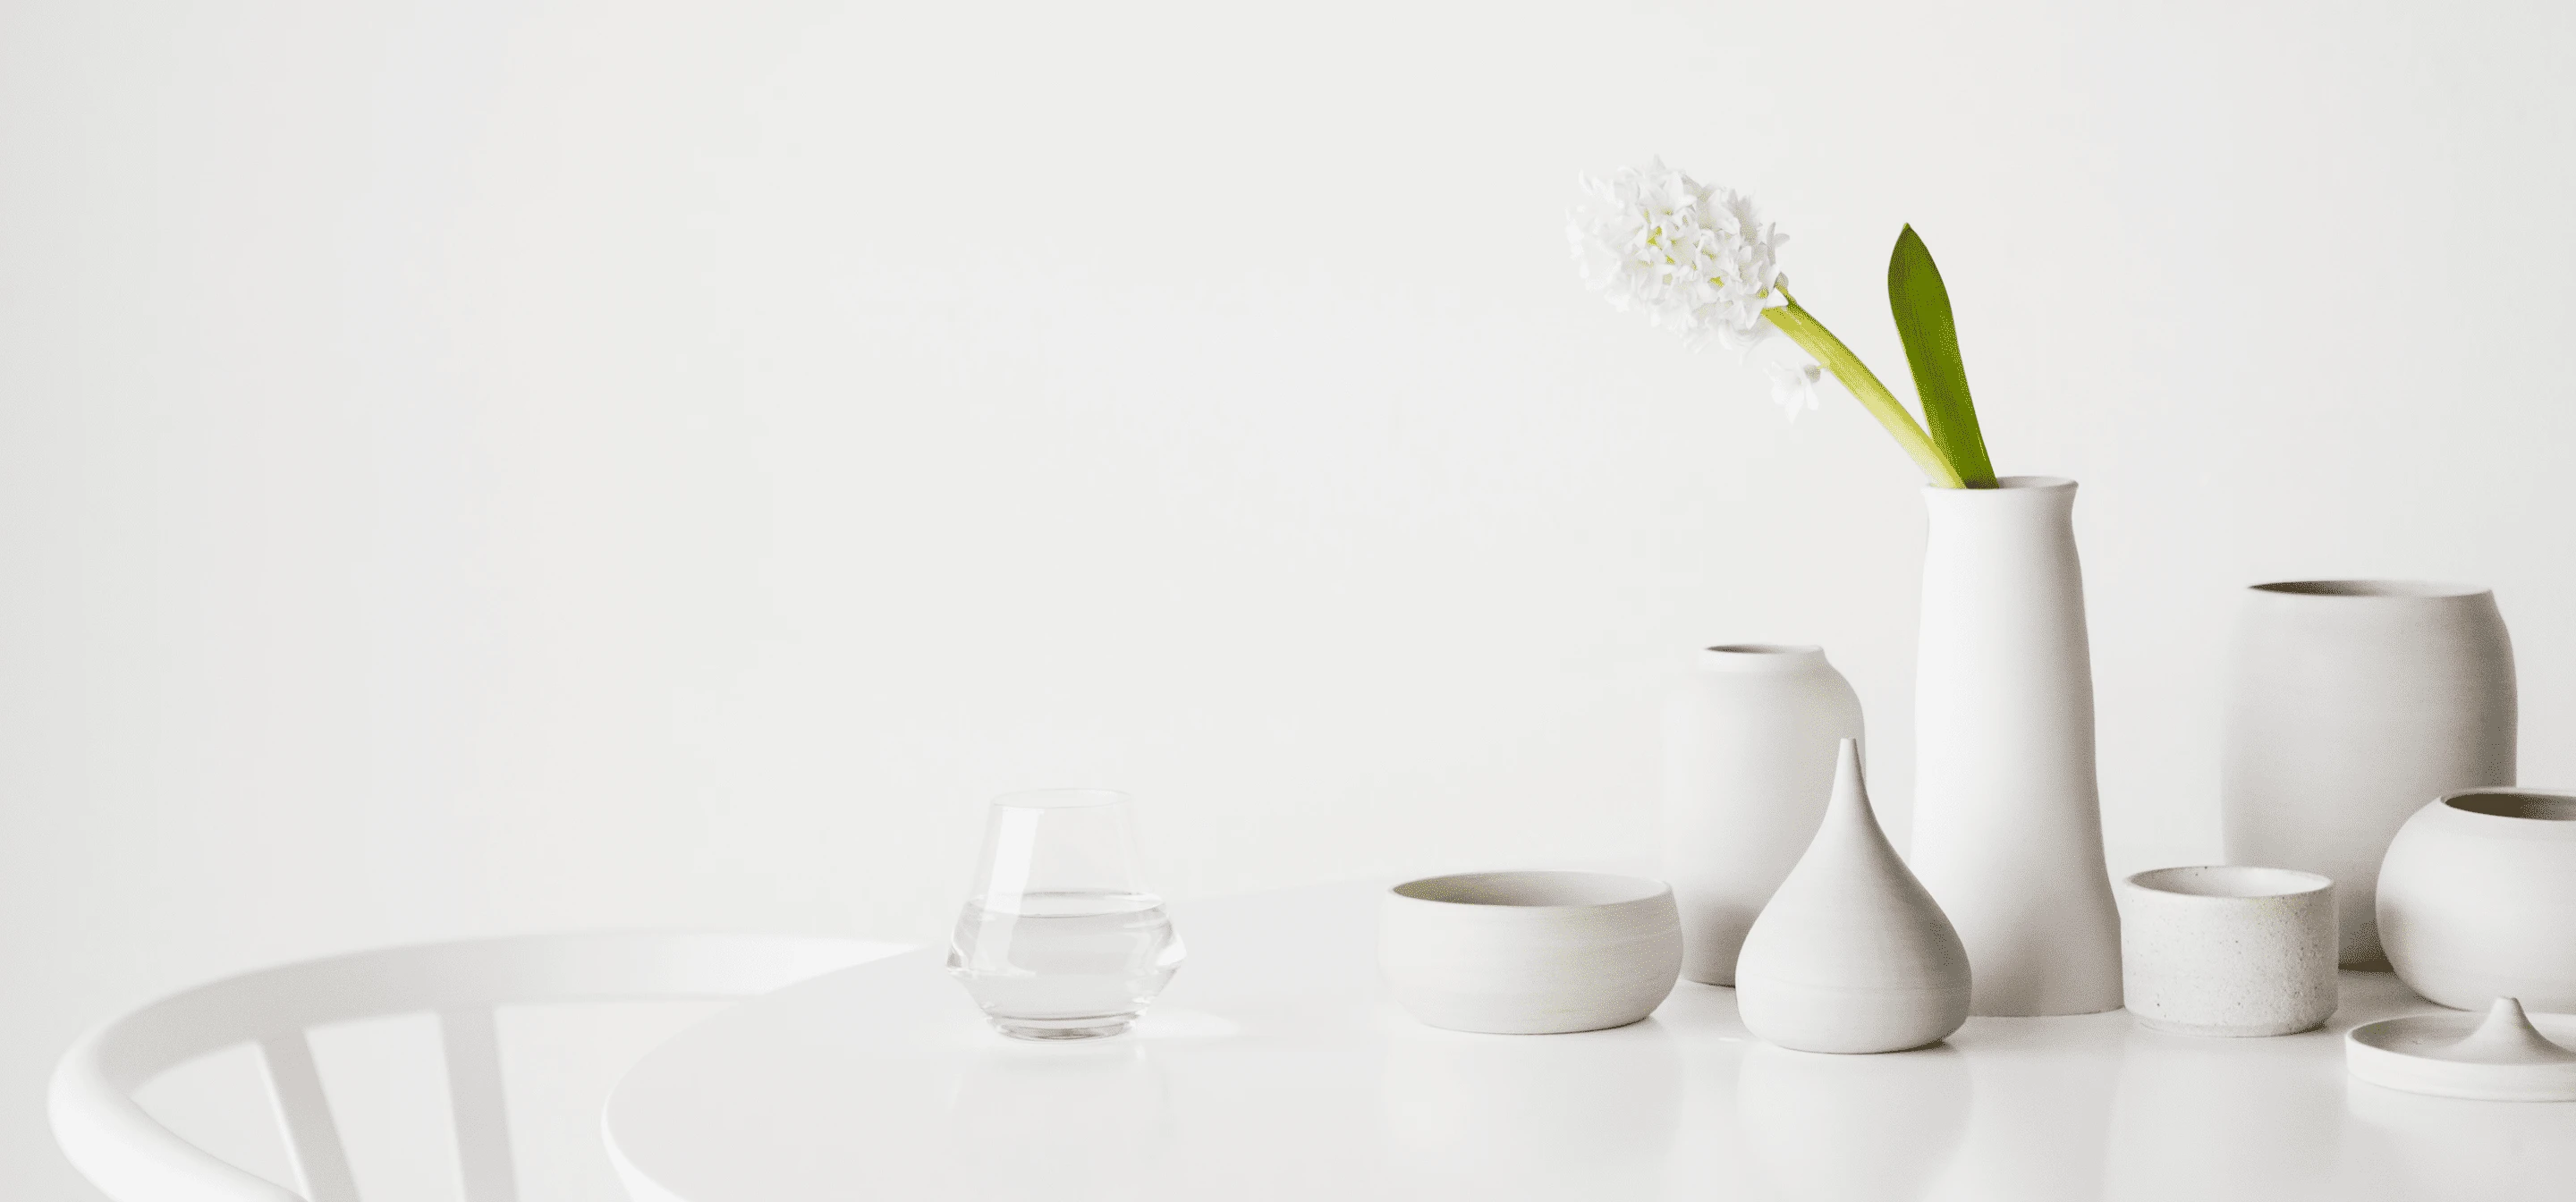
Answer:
[1661, 644, 1865, 986]
[1909, 477, 2123, 1017]
[2222, 581, 2515, 969]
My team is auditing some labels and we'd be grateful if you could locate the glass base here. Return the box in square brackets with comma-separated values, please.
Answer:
[994, 1016, 1135, 1041]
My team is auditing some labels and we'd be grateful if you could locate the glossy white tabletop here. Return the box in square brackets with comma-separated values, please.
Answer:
[605, 883, 2576, 1201]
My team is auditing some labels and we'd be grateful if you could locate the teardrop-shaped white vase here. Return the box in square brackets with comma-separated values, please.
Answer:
[1660, 644, 1865, 986]
[1737, 740, 1972, 1054]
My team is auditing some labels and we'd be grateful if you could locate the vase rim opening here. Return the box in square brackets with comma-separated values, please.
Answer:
[1920, 474, 2075, 493]
[989, 788, 1131, 810]
[2440, 790, 2576, 822]
[1697, 643, 1826, 671]
[1392, 869, 1667, 910]
[2124, 865, 2332, 900]
[2249, 580, 2488, 599]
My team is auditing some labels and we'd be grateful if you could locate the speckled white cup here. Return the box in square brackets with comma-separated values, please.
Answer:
[2117, 866, 2337, 1037]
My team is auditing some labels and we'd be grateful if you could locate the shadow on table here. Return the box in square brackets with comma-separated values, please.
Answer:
[1922, 1010, 2128, 1202]
[2343, 1074, 2576, 1198]
[948, 1036, 1175, 1187]
[1377, 1016, 1682, 1197]
[2099, 1020, 2343, 1200]
[1739, 1039, 1971, 1202]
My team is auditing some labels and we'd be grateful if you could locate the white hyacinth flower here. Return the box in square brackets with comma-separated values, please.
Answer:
[1567, 159, 1789, 355]
[1761, 356, 1826, 419]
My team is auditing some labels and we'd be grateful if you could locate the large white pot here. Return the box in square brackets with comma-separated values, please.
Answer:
[2378, 789, 2576, 1012]
[2221, 580, 2516, 969]
[1908, 476, 2123, 1017]
[1660, 644, 1865, 986]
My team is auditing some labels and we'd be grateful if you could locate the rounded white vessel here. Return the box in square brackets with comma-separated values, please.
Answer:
[2379, 789, 2576, 1012]
[1379, 870, 1682, 1035]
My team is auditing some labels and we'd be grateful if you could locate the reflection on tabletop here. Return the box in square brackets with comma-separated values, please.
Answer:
[604, 887, 2576, 1202]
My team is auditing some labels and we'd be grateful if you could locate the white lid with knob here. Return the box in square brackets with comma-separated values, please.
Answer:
[2346, 997, 2576, 1101]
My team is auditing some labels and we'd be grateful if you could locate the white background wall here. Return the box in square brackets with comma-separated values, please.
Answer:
[7, 0, 2574, 1195]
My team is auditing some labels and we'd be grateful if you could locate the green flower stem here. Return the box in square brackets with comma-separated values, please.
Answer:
[1763, 300, 1966, 488]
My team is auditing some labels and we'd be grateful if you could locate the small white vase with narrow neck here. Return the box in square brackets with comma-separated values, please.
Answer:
[1908, 476, 2123, 1017]
[1660, 644, 1865, 986]
[1736, 739, 1971, 1054]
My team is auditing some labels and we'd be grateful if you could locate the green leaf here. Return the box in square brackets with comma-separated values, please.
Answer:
[1887, 225, 1996, 487]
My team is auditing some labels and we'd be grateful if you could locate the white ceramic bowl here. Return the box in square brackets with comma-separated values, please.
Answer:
[2116, 865, 2337, 1037]
[2381, 789, 2576, 1012]
[1380, 871, 1682, 1035]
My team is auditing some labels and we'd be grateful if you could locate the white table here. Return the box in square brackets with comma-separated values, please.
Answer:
[605, 883, 2576, 1201]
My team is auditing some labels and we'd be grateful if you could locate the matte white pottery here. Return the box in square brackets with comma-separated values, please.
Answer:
[2222, 580, 2515, 970]
[2346, 998, 2576, 1102]
[2116, 866, 2336, 1037]
[1737, 740, 1970, 1054]
[1908, 477, 2123, 1017]
[1661, 643, 1865, 986]
[1379, 871, 1682, 1035]
[2379, 789, 2576, 1012]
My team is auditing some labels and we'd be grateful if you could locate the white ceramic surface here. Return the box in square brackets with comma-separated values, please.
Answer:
[1660, 644, 1865, 986]
[1377, 870, 1682, 1035]
[600, 884, 2576, 1202]
[1908, 477, 2123, 1017]
[2346, 998, 2576, 1102]
[2116, 866, 2337, 1037]
[2379, 788, 2576, 1012]
[2221, 580, 2516, 969]
[1736, 740, 1970, 1054]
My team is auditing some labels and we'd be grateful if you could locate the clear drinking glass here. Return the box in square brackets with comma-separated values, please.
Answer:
[948, 789, 1185, 1040]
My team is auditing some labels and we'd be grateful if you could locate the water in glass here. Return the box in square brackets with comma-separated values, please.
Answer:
[950, 889, 1184, 1039]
